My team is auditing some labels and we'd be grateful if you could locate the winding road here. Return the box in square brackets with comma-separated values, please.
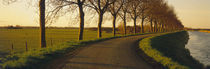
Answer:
[45, 34, 156, 69]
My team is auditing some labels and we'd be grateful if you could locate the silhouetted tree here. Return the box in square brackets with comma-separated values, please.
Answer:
[39, 0, 46, 48]
[139, 0, 149, 33]
[87, 0, 115, 38]
[128, 0, 142, 34]
[48, 0, 86, 40]
[108, 0, 123, 36]
[119, 0, 130, 35]
[77, 0, 86, 40]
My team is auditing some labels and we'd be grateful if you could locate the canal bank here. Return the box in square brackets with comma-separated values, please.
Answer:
[139, 31, 205, 69]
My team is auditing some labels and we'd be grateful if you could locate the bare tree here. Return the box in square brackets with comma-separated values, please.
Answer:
[119, 0, 129, 35]
[128, 0, 142, 34]
[87, 0, 115, 38]
[139, 0, 150, 33]
[147, 0, 163, 32]
[147, 7, 155, 32]
[39, 0, 46, 48]
[147, 0, 160, 32]
[77, 0, 86, 40]
[47, 0, 86, 40]
[108, 0, 123, 36]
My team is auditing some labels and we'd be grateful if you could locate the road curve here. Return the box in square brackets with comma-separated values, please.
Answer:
[46, 34, 155, 69]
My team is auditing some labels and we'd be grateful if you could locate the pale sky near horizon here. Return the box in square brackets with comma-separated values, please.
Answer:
[0, 0, 210, 28]
[167, 0, 210, 29]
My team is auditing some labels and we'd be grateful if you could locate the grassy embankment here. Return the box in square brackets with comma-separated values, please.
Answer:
[0, 29, 149, 69]
[139, 31, 204, 69]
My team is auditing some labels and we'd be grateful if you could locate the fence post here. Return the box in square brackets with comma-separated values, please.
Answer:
[11, 43, 14, 54]
[25, 41, 28, 52]
[51, 38, 53, 46]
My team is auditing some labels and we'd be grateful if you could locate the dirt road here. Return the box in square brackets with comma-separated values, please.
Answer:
[46, 34, 155, 69]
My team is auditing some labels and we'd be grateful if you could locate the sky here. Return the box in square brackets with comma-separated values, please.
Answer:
[167, 0, 210, 29]
[0, 0, 210, 28]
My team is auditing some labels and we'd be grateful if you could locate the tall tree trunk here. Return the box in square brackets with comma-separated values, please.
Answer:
[78, 3, 85, 40]
[154, 20, 157, 32]
[153, 20, 156, 32]
[141, 18, 145, 33]
[98, 13, 103, 38]
[150, 19, 153, 32]
[112, 15, 117, 36]
[39, 0, 46, 48]
[123, 12, 127, 35]
[165, 25, 168, 32]
[159, 23, 162, 32]
[161, 24, 164, 32]
[133, 18, 137, 34]
[157, 23, 160, 32]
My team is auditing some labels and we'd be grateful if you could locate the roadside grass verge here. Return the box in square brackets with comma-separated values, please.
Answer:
[0, 33, 151, 69]
[139, 31, 204, 69]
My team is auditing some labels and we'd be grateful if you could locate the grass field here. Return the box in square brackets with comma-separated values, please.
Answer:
[0, 28, 112, 57]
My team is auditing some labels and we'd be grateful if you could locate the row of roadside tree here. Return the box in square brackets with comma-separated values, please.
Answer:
[3, 0, 184, 48]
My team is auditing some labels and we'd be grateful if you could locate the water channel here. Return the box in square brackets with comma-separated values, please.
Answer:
[186, 31, 210, 66]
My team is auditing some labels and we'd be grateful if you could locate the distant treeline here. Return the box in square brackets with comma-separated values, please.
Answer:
[0, 26, 116, 33]
[0, 26, 77, 29]
[185, 28, 210, 31]
[0, 26, 146, 34]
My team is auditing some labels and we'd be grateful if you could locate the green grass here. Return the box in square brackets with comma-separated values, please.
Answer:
[1, 40, 85, 69]
[0, 28, 112, 56]
[139, 31, 204, 69]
